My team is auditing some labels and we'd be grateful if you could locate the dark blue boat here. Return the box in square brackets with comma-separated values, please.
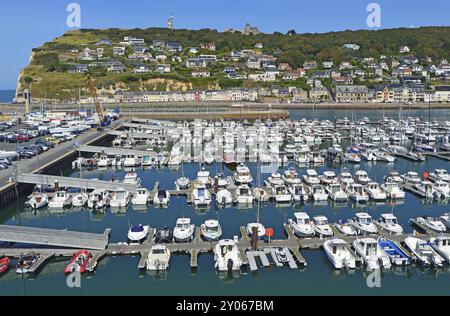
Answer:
[377, 237, 411, 266]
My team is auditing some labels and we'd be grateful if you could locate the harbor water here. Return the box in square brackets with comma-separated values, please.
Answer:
[0, 109, 449, 296]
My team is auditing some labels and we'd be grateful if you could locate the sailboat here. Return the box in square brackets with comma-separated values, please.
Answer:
[246, 162, 266, 239]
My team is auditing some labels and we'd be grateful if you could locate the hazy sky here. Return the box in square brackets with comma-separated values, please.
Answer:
[0, 0, 449, 89]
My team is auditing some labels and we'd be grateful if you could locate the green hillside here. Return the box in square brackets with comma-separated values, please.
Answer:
[18, 26, 450, 100]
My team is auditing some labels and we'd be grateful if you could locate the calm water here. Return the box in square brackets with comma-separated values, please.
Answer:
[0, 109, 449, 296]
[0, 90, 15, 103]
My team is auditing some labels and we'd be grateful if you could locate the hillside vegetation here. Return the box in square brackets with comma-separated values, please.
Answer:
[18, 26, 450, 100]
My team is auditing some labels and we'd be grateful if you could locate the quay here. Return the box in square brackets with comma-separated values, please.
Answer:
[78, 145, 157, 158]
[0, 218, 446, 273]
[17, 173, 139, 194]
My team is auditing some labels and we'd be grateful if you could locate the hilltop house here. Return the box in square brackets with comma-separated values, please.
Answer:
[186, 58, 207, 68]
[191, 68, 211, 78]
[167, 42, 182, 52]
[70, 64, 88, 73]
[78, 48, 96, 61]
[113, 47, 126, 57]
[303, 61, 318, 70]
[106, 60, 125, 73]
[343, 43, 360, 50]
[133, 63, 150, 73]
[155, 64, 171, 73]
[97, 38, 112, 45]
[200, 43, 216, 51]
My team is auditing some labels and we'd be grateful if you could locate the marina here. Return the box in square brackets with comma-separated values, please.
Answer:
[0, 109, 449, 295]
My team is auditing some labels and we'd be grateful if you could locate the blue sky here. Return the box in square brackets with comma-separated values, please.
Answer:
[0, 0, 449, 89]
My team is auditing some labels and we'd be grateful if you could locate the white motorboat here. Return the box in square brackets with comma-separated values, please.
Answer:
[353, 238, 392, 270]
[289, 183, 308, 202]
[123, 154, 140, 168]
[253, 187, 270, 202]
[109, 188, 130, 208]
[414, 216, 446, 233]
[365, 182, 387, 201]
[48, 191, 71, 209]
[273, 185, 292, 203]
[27, 193, 49, 210]
[361, 150, 377, 161]
[429, 169, 450, 183]
[123, 172, 141, 186]
[234, 163, 253, 185]
[433, 181, 450, 199]
[377, 214, 403, 235]
[414, 181, 436, 199]
[346, 183, 369, 203]
[214, 239, 242, 272]
[288, 212, 315, 238]
[404, 236, 444, 267]
[439, 213, 450, 229]
[131, 188, 150, 205]
[192, 185, 211, 207]
[265, 172, 284, 187]
[88, 189, 109, 209]
[354, 170, 372, 185]
[309, 151, 325, 164]
[236, 184, 254, 204]
[295, 146, 310, 164]
[334, 217, 357, 235]
[216, 189, 233, 205]
[350, 212, 377, 235]
[381, 182, 405, 199]
[146, 245, 171, 271]
[197, 169, 212, 187]
[173, 218, 195, 243]
[312, 215, 333, 237]
[310, 185, 328, 202]
[326, 183, 348, 203]
[303, 169, 320, 186]
[319, 171, 338, 186]
[200, 220, 223, 241]
[401, 171, 421, 185]
[176, 177, 191, 190]
[97, 155, 112, 168]
[282, 168, 301, 186]
[153, 190, 170, 206]
[373, 150, 395, 162]
[384, 171, 403, 184]
[344, 152, 361, 163]
[324, 239, 356, 269]
[339, 172, 355, 187]
[246, 223, 266, 239]
[71, 192, 88, 208]
[215, 173, 229, 188]
[429, 236, 450, 263]
[127, 224, 150, 244]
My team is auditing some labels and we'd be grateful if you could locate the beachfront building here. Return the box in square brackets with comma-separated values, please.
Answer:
[335, 85, 368, 103]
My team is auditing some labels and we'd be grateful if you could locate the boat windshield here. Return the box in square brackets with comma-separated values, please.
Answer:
[207, 226, 219, 232]
[359, 217, 371, 224]
[366, 243, 377, 256]
[152, 249, 166, 255]
[316, 219, 328, 225]
[386, 218, 397, 225]
[299, 218, 310, 225]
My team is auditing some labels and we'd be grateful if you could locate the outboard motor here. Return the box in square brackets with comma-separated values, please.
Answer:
[227, 259, 234, 272]
[378, 257, 384, 270]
